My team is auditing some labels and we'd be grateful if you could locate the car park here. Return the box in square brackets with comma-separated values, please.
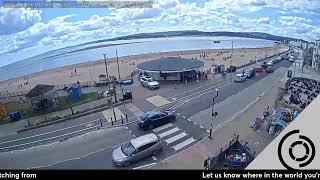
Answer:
[137, 110, 176, 130]
[112, 133, 163, 167]
[233, 73, 247, 82]
[140, 76, 160, 89]
[266, 66, 273, 73]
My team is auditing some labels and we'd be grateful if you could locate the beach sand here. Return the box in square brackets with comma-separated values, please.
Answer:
[0, 45, 288, 94]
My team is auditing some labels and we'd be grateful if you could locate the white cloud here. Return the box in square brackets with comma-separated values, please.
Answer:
[0, 8, 42, 35]
[257, 17, 270, 24]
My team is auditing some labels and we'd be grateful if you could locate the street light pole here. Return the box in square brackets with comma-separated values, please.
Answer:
[209, 88, 219, 139]
[103, 54, 117, 122]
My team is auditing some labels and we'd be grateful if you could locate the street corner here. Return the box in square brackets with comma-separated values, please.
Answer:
[146, 95, 171, 107]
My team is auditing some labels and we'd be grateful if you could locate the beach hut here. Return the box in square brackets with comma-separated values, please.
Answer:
[68, 84, 82, 102]
[26, 84, 57, 110]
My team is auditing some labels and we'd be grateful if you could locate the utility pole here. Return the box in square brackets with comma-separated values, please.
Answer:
[103, 54, 117, 122]
[209, 88, 219, 139]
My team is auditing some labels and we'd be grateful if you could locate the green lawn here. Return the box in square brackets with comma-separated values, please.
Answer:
[2, 92, 104, 123]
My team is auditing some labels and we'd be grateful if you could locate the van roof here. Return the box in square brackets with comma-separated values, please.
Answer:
[130, 133, 159, 149]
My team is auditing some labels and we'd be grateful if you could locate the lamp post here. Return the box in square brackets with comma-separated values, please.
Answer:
[209, 88, 219, 139]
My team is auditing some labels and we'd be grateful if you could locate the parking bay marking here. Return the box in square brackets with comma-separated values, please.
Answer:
[158, 127, 180, 138]
[152, 123, 174, 133]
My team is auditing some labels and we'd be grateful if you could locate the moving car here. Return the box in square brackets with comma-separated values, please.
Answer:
[233, 73, 247, 82]
[112, 133, 163, 167]
[244, 68, 256, 79]
[137, 110, 176, 130]
[261, 62, 268, 69]
[255, 66, 263, 73]
[266, 66, 273, 73]
[140, 76, 160, 89]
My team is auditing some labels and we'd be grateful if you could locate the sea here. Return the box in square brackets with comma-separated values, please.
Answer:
[0, 36, 276, 81]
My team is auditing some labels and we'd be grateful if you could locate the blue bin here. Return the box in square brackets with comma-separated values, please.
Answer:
[9, 112, 21, 121]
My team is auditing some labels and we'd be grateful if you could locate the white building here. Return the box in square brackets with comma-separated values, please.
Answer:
[311, 40, 320, 71]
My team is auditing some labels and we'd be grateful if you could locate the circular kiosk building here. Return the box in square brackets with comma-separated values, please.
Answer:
[137, 57, 205, 81]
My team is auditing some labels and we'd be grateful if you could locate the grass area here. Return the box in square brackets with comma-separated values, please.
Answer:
[2, 92, 104, 123]
[275, 99, 303, 113]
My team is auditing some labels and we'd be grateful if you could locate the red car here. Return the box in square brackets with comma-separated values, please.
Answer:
[255, 67, 263, 73]
[266, 66, 273, 73]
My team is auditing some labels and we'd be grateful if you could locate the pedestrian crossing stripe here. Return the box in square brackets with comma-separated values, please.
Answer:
[165, 132, 188, 144]
[172, 137, 195, 151]
[152, 123, 174, 133]
[158, 127, 180, 138]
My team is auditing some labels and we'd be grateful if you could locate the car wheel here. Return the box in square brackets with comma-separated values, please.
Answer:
[149, 124, 154, 130]
[171, 118, 176, 122]
[152, 149, 159, 156]
[124, 161, 131, 167]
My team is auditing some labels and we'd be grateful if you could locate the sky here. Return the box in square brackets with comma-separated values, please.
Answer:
[0, 0, 320, 67]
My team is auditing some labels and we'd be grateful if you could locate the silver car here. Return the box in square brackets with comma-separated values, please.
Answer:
[233, 73, 247, 82]
[140, 76, 160, 89]
[112, 133, 163, 167]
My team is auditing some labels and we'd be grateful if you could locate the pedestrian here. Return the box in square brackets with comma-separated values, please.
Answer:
[205, 73, 208, 80]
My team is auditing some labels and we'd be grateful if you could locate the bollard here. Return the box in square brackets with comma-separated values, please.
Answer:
[121, 115, 124, 124]
[99, 118, 103, 127]
[111, 117, 113, 126]
[126, 114, 128, 123]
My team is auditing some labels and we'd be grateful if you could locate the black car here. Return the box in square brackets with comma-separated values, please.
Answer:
[261, 62, 268, 69]
[137, 110, 176, 130]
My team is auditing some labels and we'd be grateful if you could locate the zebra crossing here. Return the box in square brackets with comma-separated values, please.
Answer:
[152, 123, 196, 151]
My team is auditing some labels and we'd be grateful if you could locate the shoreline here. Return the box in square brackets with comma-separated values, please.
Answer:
[0, 45, 288, 94]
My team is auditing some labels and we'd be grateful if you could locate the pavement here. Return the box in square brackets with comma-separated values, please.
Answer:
[151, 75, 285, 169]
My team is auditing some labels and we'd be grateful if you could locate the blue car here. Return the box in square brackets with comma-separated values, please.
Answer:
[137, 110, 176, 130]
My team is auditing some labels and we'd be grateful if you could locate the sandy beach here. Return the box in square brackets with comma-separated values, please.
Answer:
[0, 45, 288, 94]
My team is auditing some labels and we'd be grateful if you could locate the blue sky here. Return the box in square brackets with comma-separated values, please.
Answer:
[0, 0, 320, 67]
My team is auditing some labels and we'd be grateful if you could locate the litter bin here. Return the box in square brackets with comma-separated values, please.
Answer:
[287, 70, 293, 78]
[123, 91, 132, 101]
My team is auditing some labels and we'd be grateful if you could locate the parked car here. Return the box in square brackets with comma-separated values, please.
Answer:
[255, 66, 263, 73]
[289, 58, 295, 62]
[140, 76, 160, 89]
[266, 66, 273, 73]
[261, 62, 268, 69]
[267, 60, 274, 66]
[233, 73, 247, 82]
[244, 68, 256, 79]
[112, 133, 163, 167]
[137, 110, 176, 130]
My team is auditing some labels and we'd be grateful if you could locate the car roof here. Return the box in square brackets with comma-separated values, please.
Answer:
[130, 133, 159, 149]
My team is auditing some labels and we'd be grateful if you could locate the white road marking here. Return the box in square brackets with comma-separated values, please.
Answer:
[158, 127, 180, 138]
[187, 119, 191, 121]
[152, 156, 157, 161]
[0, 118, 102, 145]
[165, 132, 188, 144]
[200, 126, 204, 129]
[152, 123, 174, 133]
[193, 122, 197, 125]
[206, 130, 210, 133]
[172, 137, 195, 151]
[0, 125, 101, 151]
[132, 163, 157, 170]
[125, 127, 129, 129]
[177, 113, 181, 116]
[129, 130, 132, 134]
[133, 135, 136, 138]
[182, 116, 186, 118]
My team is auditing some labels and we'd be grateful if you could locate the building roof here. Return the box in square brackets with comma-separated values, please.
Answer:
[137, 57, 204, 72]
[26, 84, 55, 98]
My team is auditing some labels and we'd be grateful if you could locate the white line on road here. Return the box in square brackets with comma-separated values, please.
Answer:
[132, 163, 157, 170]
[0, 118, 102, 145]
[182, 116, 186, 118]
[187, 119, 191, 121]
[158, 127, 180, 138]
[165, 132, 188, 144]
[206, 130, 210, 133]
[0, 125, 101, 151]
[152, 123, 174, 133]
[200, 126, 204, 129]
[177, 113, 181, 116]
[152, 156, 157, 161]
[193, 122, 197, 125]
[172, 137, 195, 151]
[125, 127, 128, 129]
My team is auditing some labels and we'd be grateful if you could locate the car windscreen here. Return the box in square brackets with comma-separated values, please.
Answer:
[121, 142, 136, 156]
